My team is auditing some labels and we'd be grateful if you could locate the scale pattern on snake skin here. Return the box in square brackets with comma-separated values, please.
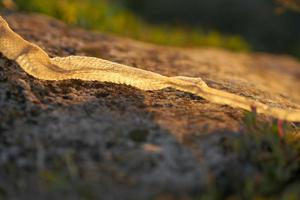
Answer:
[0, 15, 300, 121]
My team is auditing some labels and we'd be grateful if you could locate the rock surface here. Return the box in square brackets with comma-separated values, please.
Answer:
[0, 13, 300, 200]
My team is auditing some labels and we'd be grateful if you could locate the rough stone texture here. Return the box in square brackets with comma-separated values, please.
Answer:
[0, 13, 300, 200]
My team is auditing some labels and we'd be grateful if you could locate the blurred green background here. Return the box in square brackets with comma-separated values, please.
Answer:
[1, 0, 300, 57]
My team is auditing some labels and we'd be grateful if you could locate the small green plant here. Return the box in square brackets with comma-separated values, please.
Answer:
[239, 113, 300, 195]
[200, 111, 300, 199]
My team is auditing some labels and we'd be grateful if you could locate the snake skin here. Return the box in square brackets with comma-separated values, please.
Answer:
[1, 15, 300, 121]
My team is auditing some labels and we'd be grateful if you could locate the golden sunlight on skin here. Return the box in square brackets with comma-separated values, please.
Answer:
[1, 15, 300, 121]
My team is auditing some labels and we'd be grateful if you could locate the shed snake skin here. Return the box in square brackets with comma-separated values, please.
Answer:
[1, 15, 300, 121]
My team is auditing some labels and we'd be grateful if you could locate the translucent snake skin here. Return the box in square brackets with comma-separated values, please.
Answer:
[1, 15, 300, 121]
